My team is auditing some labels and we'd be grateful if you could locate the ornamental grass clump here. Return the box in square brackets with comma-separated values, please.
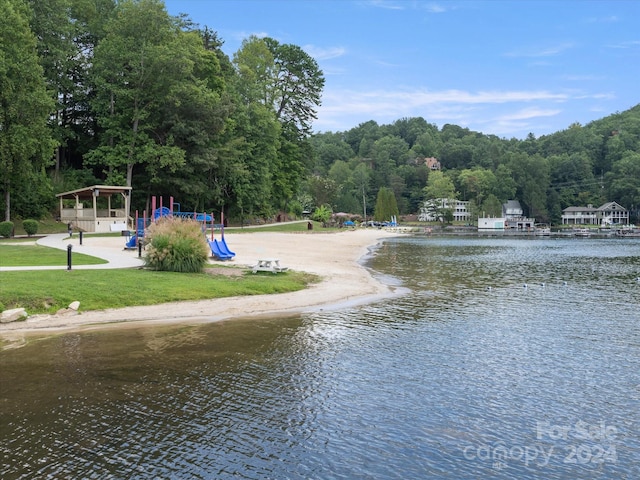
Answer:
[144, 217, 209, 273]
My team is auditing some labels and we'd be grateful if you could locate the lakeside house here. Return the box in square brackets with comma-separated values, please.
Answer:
[419, 198, 470, 222]
[561, 202, 629, 226]
[478, 200, 535, 232]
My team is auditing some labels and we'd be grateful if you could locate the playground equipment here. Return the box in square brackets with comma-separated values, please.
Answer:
[124, 196, 235, 260]
[124, 213, 147, 250]
[208, 211, 236, 261]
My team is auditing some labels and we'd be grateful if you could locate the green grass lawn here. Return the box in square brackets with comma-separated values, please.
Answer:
[0, 268, 318, 314]
[8, 217, 70, 236]
[0, 220, 323, 316]
[0, 245, 108, 267]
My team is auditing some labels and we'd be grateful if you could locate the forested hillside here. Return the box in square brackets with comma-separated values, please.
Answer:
[1, 0, 639, 225]
[310, 105, 640, 224]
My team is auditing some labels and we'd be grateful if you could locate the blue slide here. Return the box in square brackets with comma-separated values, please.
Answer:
[209, 240, 234, 260]
[219, 237, 235, 257]
[125, 234, 137, 249]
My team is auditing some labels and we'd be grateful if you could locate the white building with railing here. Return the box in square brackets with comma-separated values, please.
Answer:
[561, 202, 628, 226]
[419, 198, 470, 222]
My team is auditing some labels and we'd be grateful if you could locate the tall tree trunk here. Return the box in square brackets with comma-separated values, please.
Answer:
[4, 181, 10, 222]
[126, 109, 139, 187]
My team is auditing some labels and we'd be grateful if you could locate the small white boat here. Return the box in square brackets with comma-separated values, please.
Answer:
[534, 224, 551, 236]
[574, 228, 591, 237]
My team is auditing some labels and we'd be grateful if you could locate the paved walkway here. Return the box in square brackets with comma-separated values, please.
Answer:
[0, 234, 145, 271]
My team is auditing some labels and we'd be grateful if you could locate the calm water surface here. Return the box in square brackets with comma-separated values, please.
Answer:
[1, 236, 639, 479]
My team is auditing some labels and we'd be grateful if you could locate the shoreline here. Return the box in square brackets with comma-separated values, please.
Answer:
[0, 229, 404, 345]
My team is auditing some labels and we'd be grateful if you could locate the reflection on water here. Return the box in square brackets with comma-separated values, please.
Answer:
[1, 237, 639, 479]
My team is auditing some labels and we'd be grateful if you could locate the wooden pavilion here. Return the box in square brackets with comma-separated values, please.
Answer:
[56, 185, 132, 233]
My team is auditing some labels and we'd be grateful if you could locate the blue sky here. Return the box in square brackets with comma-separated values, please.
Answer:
[163, 0, 640, 139]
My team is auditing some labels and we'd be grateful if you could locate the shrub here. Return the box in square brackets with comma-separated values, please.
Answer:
[311, 205, 332, 225]
[0, 221, 14, 238]
[22, 219, 39, 237]
[144, 217, 209, 273]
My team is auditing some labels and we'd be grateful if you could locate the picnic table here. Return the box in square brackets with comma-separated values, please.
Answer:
[252, 258, 288, 274]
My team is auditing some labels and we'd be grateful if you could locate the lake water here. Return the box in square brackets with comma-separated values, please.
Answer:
[1, 236, 639, 479]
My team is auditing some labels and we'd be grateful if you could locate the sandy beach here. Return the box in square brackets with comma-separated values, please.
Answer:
[0, 228, 403, 341]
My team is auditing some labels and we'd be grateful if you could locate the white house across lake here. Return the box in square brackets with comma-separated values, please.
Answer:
[478, 200, 535, 232]
[561, 202, 629, 226]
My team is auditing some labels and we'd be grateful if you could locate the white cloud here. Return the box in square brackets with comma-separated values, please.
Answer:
[365, 0, 449, 13]
[386, 88, 569, 105]
[579, 92, 616, 100]
[314, 86, 614, 137]
[496, 107, 562, 122]
[561, 74, 604, 81]
[364, 0, 405, 10]
[423, 3, 447, 13]
[318, 88, 572, 123]
[605, 40, 640, 49]
[504, 42, 576, 58]
[232, 30, 269, 42]
[304, 45, 347, 60]
[586, 15, 619, 23]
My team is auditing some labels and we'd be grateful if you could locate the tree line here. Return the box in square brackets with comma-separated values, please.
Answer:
[1, 0, 639, 226]
[1, 0, 323, 223]
[310, 108, 640, 225]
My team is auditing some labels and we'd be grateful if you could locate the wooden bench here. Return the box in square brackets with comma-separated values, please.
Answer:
[109, 223, 128, 232]
[252, 258, 288, 274]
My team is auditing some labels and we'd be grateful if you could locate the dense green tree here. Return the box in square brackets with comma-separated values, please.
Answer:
[369, 135, 410, 191]
[480, 194, 502, 218]
[308, 132, 354, 175]
[87, 0, 204, 188]
[508, 152, 550, 220]
[605, 152, 640, 211]
[546, 188, 563, 225]
[548, 153, 599, 208]
[352, 163, 371, 219]
[471, 136, 505, 169]
[343, 120, 380, 157]
[421, 171, 457, 223]
[439, 140, 475, 169]
[492, 164, 517, 202]
[411, 125, 442, 158]
[398, 163, 428, 213]
[374, 187, 399, 222]
[328, 160, 351, 188]
[147, 27, 235, 213]
[423, 171, 456, 201]
[386, 117, 430, 148]
[306, 175, 337, 210]
[232, 103, 281, 218]
[263, 37, 324, 137]
[519, 132, 539, 156]
[233, 35, 274, 105]
[457, 167, 496, 205]
[329, 162, 361, 213]
[28, 0, 74, 173]
[233, 35, 324, 211]
[440, 123, 470, 142]
[28, 0, 110, 175]
[0, 0, 56, 221]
